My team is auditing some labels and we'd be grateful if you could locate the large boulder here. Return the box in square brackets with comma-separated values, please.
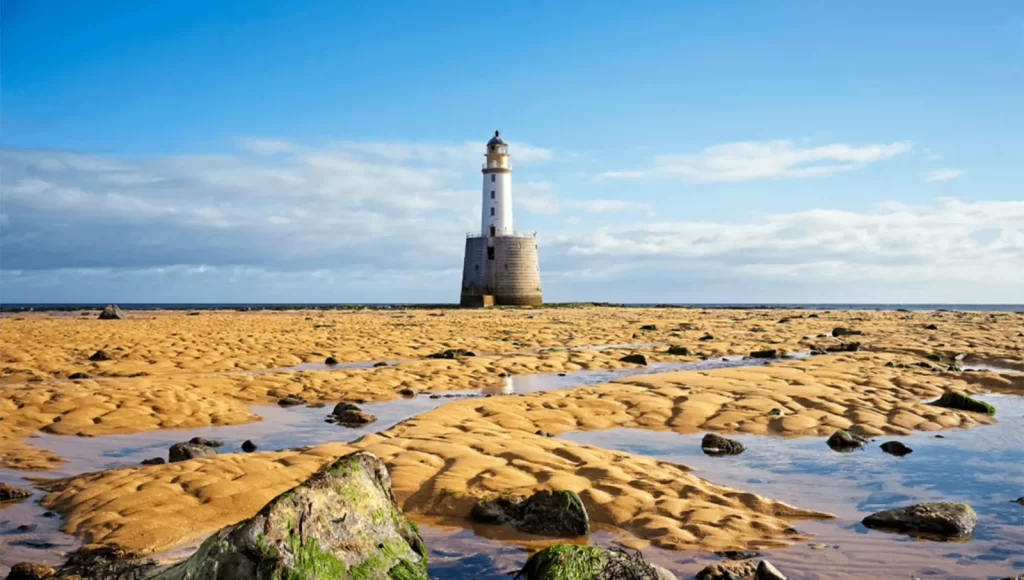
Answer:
[862, 502, 977, 539]
[168, 442, 218, 463]
[518, 545, 676, 580]
[0, 481, 32, 501]
[701, 433, 745, 456]
[152, 451, 427, 580]
[470, 490, 589, 537]
[931, 391, 995, 415]
[98, 304, 126, 320]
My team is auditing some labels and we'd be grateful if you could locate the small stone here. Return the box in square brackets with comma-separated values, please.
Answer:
[241, 440, 257, 453]
[619, 353, 647, 365]
[325, 356, 339, 365]
[141, 457, 166, 465]
[68, 372, 91, 380]
[827, 429, 867, 452]
[98, 304, 126, 320]
[306, 402, 326, 408]
[880, 441, 913, 456]
[748, 349, 777, 359]
[168, 442, 217, 463]
[924, 323, 939, 330]
[832, 327, 862, 337]
[373, 361, 389, 368]
[89, 349, 112, 361]
[5, 562, 56, 580]
[666, 345, 691, 356]
[0, 481, 32, 501]
[697, 560, 758, 580]
[41, 511, 56, 518]
[520, 544, 676, 580]
[702, 433, 745, 456]
[398, 387, 417, 397]
[277, 394, 307, 407]
[699, 333, 714, 341]
[471, 490, 589, 537]
[715, 550, 761, 560]
[931, 391, 995, 415]
[1012, 497, 1024, 506]
[935, 434, 945, 438]
[767, 408, 784, 416]
[535, 430, 554, 437]
[640, 324, 658, 331]
[862, 502, 977, 538]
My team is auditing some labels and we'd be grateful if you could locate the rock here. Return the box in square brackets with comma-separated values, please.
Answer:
[518, 545, 676, 580]
[68, 372, 91, 380]
[169, 442, 218, 463]
[640, 324, 658, 331]
[306, 402, 326, 408]
[1012, 497, 1024, 505]
[696, 560, 758, 580]
[324, 356, 340, 365]
[925, 352, 942, 361]
[535, 430, 554, 437]
[398, 387, 417, 397]
[619, 354, 647, 365]
[373, 361, 389, 368]
[827, 429, 867, 451]
[426, 348, 475, 359]
[470, 489, 589, 537]
[98, 304, 126, 320]
[141, 457, 166, 465]
[699, 333, 714, 341]
[89, 349, 112, 361]
[862, 502, 977, 538]
[827, 341, 860, 352]
[880, 441, 913, 456]
[189, 437, 224, 448]
[831, 327, 862, 337]
[701, 433, 745, 456]
[714, 550, 761, 560]
[241, 440, 258, 453]
[5, 562, 56, 580]
[0, 481, 32, 501]
[748, 349, 777, 359]
[329, 402, 377, 427]
[57, 545, 158, 579]
[277, 393, 307, 407]
[931, 391, 995, 415]
[666, 345, 691, 356]
[755, 561, 786, 580]
[924, 324, 939, 330]
[767, 408, 784, 416]
[151, 451, 427, 580]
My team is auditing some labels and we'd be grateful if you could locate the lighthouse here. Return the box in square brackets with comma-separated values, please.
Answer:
[460, 131, 543, 307]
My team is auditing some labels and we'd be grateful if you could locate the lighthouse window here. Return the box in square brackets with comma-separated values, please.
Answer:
[490, 207, 495, 216]
[490, 191, 495, 199]
[487, 247, 495, 260]
[491, 174, 495, 183]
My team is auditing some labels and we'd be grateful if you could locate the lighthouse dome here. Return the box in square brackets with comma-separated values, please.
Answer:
[487, 130, 506, 146]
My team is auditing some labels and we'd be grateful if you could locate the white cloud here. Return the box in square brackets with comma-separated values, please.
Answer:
[926, 168, 965, 182]
[598, 140, 911, 182]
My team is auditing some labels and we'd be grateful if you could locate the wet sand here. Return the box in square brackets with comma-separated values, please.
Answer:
[2, 307, 1021, 576]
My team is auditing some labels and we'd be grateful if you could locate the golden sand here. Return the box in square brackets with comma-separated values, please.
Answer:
[2, 307, 1021, 556]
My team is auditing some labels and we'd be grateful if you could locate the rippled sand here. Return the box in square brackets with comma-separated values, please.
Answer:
[2, 306, 1021, 566]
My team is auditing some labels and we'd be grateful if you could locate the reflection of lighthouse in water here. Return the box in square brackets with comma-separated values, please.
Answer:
[500, 376, 514, 395]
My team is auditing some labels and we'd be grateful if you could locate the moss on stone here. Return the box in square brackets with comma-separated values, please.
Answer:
[519, 544, 605, 580]
[285, 532, 346, 579]
[931, 391, 995, 415]
[256, 533, 278, 559]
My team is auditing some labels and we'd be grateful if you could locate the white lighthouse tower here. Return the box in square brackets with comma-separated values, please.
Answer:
[481, 130, 513, 237]
[460, 130, 542, 307]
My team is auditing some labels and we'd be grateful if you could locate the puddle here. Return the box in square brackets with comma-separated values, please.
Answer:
[558, 394, 1024, 579]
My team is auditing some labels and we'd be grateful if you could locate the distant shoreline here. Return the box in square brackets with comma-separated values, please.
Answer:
[2, 303, 1022, 313]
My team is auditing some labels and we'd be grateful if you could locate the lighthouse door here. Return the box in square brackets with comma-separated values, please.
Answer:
[490, 225, 496, 237]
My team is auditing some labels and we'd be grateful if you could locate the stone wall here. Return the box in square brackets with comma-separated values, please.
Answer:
[460, 235, 542, 306]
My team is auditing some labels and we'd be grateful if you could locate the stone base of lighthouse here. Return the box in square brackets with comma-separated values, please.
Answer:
[460, 235, 542, 306]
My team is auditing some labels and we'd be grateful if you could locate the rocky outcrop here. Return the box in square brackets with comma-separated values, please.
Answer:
[471, 490, 589, 537]
[0, 481, 32, 501]
[327, 402, 376, 427]
[151, 451, 427, 580]
[5, 562, 56, 580]
[168, 442, 217, 463]
[862, 502, 977, 539]
[826, 429, 867, 451]
[701, 433, 745, 456]
[517, 545, 676, 580]
[98, 304, 126, 320]
[619, 354, 647, 366]
[880, 441, 913, 456]
[931, 391, 995, 415]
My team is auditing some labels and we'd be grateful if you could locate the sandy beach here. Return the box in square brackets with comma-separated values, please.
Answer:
[1, 306, 1021, 577]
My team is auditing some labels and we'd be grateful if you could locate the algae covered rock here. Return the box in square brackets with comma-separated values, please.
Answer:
[862, 502, 977, 539]
[826, 429, 867, 452]
[701, 433, 745, 456]
[518, 545, 676, 580]
[931, 391, 995, 415]
[471, 490, 589, 537]
[152, 451, 427, 580]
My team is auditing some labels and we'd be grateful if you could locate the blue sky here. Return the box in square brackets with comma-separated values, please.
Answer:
[2, 0, 1022, 303]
